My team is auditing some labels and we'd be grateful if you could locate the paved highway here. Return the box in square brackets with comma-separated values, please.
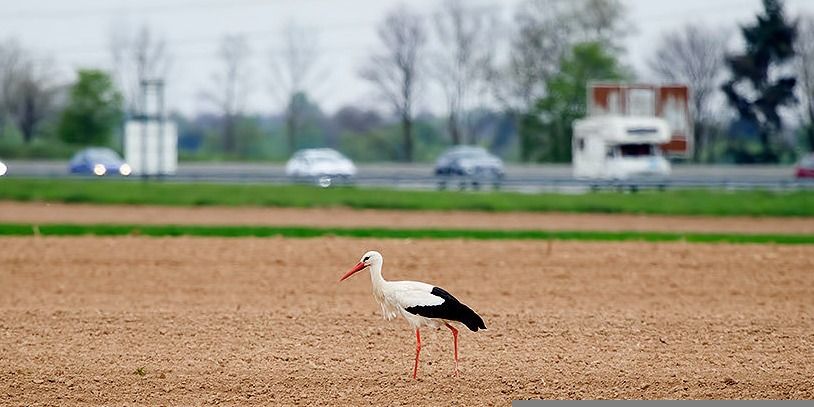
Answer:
[3, 160, 812, 192]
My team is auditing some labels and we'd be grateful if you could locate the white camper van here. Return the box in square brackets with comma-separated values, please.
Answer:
[572, 116, 671, 181]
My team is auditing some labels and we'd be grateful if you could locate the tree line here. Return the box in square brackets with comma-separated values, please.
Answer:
[0, 0, 812, 164]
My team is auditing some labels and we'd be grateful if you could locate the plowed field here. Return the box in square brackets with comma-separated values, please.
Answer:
[2, 236, 812, 404]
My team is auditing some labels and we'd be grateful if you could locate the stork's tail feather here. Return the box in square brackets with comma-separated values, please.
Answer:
[404, 286, 487, 332]
[457, 303, 486, 332]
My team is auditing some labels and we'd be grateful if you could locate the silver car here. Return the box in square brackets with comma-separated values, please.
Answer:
[285, 148, 357, 187]
[434, 146, 504, 190]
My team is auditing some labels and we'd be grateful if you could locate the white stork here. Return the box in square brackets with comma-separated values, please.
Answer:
[339, 250, 486, 379]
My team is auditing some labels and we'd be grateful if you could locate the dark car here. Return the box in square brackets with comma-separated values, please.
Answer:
[69, 148, 132, 177]
[795, 153, 814, 179]
[434, 146, 504, 190]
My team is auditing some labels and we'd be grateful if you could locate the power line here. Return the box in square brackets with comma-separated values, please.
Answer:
[50, 26, 379, 57]
[59, 43, 373, 63]
[0, 0, 330, 21]
[17, 1, 506, 58]
[10, 1, 813, 70]
[2, 0, 810, 23]
[27, 0, 803, 59]
[641, 0, 813, 22]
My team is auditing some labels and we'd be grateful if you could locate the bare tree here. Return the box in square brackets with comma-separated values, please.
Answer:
[489, 0, 631, 161]
[109, 22, 172, 116]
[204, 35, 251, 154]
[432, 0, 497, 145]
[577, 0, 633, 52]
[361, 5, 427, 162]
[0, 40, 25, 138]
[0, 40, 58, 143]
[495, 0, 630, 113]
[497, 0, 573, 111]
[11, 57, 59, 143]
[269, 22, 322, 154]
[648, 23, 729, 162]
[796, 15, 814, 150]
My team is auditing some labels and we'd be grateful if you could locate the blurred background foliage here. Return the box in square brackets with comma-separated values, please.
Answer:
[0, 0, 811, 164]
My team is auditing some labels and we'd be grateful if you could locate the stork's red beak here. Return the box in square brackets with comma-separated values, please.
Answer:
[340, 261, 367, 282]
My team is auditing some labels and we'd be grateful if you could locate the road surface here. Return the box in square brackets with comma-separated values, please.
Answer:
[2, 160, 812, 192]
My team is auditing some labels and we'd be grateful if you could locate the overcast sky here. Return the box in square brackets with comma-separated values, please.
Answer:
[0, 0, 812, 116]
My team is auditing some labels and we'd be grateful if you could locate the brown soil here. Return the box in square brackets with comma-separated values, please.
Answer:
[2, 236, 813, 405]
[2, 201, 814, 234]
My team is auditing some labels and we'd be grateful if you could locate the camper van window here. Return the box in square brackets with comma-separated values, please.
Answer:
[606, 147, 615, 158]
[619, 144, 654, 157]
[627, 127, 658, 136]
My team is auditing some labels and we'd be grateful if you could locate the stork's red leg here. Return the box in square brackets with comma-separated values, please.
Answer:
[444, 322, 459, 376]
[413, 329, 421, 379]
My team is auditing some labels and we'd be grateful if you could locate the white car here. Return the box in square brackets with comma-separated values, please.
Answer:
[285, 148, 356, 186]
[0, 160, 6, 176]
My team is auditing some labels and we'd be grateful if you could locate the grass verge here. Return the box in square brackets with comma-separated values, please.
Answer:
[2, 178, 814, 217]
[1, 223, 812, 244]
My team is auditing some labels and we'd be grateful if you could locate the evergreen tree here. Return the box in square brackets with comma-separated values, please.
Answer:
[722, 0, 797, 163]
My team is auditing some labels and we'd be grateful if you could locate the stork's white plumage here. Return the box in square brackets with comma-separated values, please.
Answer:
[340, 250, 486, 379]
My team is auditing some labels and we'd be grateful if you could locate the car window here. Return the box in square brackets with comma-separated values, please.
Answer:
[445, 147, 489, 159]
[310, 156, 338, 163]
[302, 150, 346, 162]
[88, 149, 121, 161]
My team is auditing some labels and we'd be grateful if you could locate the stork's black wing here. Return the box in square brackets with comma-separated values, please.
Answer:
[404, 287, 486, 332]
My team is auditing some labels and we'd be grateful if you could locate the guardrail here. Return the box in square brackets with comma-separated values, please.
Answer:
[6, 171, 814, 192]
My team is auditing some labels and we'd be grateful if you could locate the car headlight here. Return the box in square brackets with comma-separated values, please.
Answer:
[93, 164, 107, 176]
[119, 163, 132, 176]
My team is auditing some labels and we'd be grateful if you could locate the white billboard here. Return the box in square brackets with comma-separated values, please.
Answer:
[124, 120, 178, 176]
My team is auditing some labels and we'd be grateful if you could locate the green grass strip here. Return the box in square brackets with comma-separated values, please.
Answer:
[1, 178, 814, 217]
[1, 223, 812, 244]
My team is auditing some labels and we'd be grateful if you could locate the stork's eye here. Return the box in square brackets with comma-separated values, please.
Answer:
[363, 256, 370, 261]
